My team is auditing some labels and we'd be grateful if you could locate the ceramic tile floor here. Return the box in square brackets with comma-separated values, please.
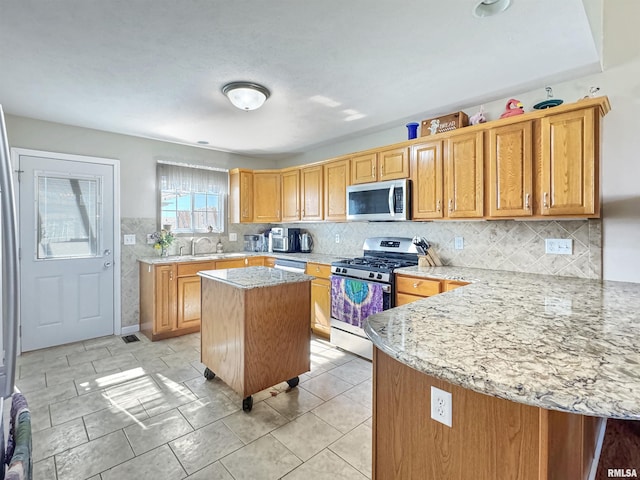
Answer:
[15, 332, 373, 480]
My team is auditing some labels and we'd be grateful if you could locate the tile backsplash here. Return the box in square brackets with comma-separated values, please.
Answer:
[288, 219, 602, 280]
[120, 218, 601, 328]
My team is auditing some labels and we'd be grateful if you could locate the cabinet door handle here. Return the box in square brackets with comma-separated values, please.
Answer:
[170, 271, 174, 281]
[525, 193, 530, 209]
[448, 199, 453, 212]
[436, 200, 441, 212]
[372, 166, 375, 178]
[302, 209, 305, 217]
[543, 192, 549, 208]
[413, 282, 421, 288]
[381, 164, 384, 176]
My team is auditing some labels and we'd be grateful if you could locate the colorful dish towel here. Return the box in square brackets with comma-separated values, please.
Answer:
[331, 276, 384, 328]
[4, 392, 32, 480]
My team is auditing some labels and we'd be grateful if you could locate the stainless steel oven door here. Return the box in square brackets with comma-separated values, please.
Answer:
[330, 275, 391, 330]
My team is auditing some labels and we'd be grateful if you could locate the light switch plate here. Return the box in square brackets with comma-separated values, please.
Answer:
[454, 237, 464, 250]
[123, 234, 136, 245]
[229, 233, 238, 241]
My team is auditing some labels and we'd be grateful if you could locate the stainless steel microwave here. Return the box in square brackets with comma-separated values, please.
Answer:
[346, 179, 411, 221]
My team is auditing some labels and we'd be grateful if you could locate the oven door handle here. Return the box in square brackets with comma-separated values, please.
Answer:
[331, 275, 392, 293]
[388, 185, 395, 217]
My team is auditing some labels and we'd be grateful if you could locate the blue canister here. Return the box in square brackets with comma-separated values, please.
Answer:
[406, 122, 419, 140]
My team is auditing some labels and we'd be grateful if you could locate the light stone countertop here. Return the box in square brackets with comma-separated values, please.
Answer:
[364, 266, 640, 419]
[198, 266, 314, 289]
[138, 252, 346, 266]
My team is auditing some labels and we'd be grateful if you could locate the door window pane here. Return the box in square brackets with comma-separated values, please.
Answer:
[36, 173, 102, 259]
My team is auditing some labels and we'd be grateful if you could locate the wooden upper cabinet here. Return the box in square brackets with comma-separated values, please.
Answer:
[351, 147, 410, 185]
[351, 152, 377, 184]
[540, 108, 597, 216]
[281, 168, 300, 222]
[324, 158, 350, 221]
[411, 141, 444, 219]
[301, 165, 323, 221]
[445, 131, 484, 218]
[487, 121, 533, 217]
[379, 146, 410, 181]
[253, 171, 281, 222]
[229, 169, 253, 223]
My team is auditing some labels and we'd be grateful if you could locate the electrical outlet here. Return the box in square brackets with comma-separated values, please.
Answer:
[123, 234, 136, 245]
[431, 386, 452, 427]
[146, 234, 155, 245]
[229, 233, 238, 241]
[454, 236, 464, 250]
[545, 238, 573, 255]
[335, 234, 340, 243]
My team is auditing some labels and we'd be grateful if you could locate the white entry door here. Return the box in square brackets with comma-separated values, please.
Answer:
[18, 152, 117, 351]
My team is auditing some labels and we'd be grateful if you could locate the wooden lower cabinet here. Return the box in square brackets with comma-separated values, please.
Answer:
[140, 256, 266, 341]
[395, 274, 467, 305]
[306, 262, 331, 337]
[373, 349, 603, 480]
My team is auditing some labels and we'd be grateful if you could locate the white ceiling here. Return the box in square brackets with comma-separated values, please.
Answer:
[0, 0, 600, 159]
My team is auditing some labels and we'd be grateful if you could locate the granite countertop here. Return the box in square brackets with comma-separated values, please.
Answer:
[138, 252, 345, 266]
[364, 266, 640, 420]
[198, 266, 314, 289]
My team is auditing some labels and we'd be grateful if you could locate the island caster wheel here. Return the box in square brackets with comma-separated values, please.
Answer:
[286, 377, 299, 389]
[203, 368, 216, 380]
[242, 396, 253, 412]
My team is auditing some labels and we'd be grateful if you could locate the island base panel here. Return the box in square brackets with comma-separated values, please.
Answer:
[372, 348, 600, 480]
[201, 278, 310, 398]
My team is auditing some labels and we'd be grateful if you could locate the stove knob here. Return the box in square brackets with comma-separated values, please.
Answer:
[341, 268, 347, 274]
[377, 273, 383, 280]
[369, 272, 374, 278]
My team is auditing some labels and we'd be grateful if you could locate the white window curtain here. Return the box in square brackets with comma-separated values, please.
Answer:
[157, 163, 229, 234]
[158, 164, 228, 195]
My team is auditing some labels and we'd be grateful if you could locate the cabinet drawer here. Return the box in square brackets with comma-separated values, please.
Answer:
[396, 276, 442, 296]
[216, 258, 247, 269]
[444, 280, 469, 292]
[306, 262, 331, 279]
[245, 256, 264, 266]
[177, 261, 216, 277]
[396, 292, 426, 306]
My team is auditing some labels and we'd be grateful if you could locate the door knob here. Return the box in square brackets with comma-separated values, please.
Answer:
[104, 261, 112, 269]
[104, 249, 112, 256]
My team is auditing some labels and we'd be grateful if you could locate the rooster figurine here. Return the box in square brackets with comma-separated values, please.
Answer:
[500, 99, 525, 119]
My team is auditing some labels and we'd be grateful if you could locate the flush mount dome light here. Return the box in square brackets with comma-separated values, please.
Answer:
[222, 82, 270, 111]
[474, 0, 511, 17]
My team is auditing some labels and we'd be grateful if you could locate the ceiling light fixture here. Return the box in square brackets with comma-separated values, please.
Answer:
[222, 82, 270, 111]
[473, 0, 511, 17]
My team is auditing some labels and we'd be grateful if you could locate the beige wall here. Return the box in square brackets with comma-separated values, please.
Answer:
[278, 1, 640, 283]
[5, 114, 276, 218]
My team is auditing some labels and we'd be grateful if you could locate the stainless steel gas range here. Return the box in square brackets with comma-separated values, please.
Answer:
[329, 237, 421, 360]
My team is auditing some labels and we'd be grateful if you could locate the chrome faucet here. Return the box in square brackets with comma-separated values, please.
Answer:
[191, 236, 211, 256]
[179, 246, 185, 256]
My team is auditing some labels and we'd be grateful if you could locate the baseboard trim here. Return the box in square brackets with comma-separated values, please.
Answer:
[120, 324, 140, 336]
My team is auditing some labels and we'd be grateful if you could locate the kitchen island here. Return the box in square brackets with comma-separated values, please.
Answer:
[198, 266, 313, 411]
[364, 266, 640, 479]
